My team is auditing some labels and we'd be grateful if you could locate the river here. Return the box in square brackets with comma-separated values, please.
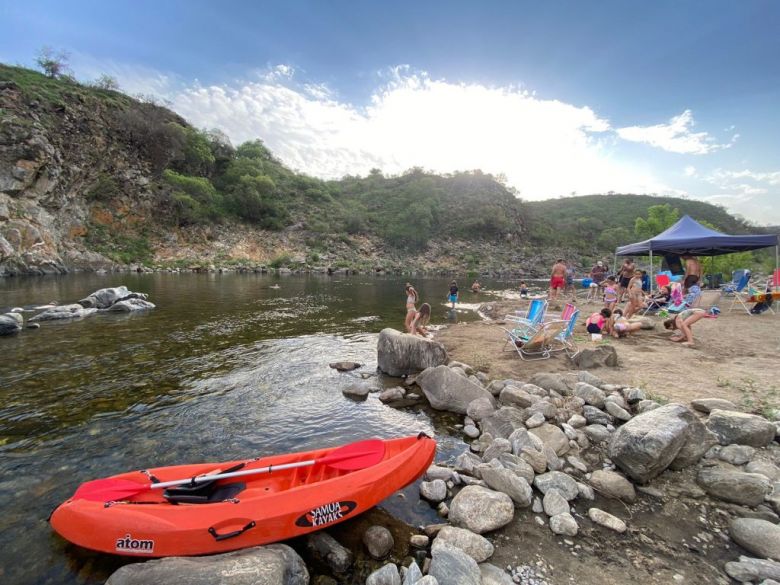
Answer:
[0, 272, 512, 585]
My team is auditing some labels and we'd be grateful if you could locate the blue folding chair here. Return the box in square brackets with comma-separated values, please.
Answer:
[506, 298, 547, 327]
[725, 271, 752, 315]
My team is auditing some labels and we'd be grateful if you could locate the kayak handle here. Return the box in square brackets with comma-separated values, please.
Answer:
[208, 520, 256, 541]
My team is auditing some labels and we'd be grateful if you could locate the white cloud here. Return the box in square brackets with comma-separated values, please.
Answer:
[709, 168, 780, 186]
[165, 68, 671, 199]
[684, 165, 697, 177]
[616, 110, 735, 155]
[700, 167, 780, 224]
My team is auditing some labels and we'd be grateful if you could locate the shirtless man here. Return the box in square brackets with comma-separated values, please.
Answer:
[549, 258, 567, 301]
[617, 257, 636, 302]
[682, 254, 702, 283]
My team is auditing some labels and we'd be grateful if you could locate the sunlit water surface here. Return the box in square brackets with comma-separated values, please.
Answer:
[0, 272, 523, 585]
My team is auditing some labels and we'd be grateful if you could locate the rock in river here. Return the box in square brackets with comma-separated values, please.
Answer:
[377, 328, 448, 377]
[29, 303, 98, 322]
[107, 298, 156, 312]
[105, 544, 308, 585]
[364, 525, 394, 560]
[0, 313, 22, 336]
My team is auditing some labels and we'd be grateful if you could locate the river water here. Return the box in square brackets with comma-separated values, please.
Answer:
[0, 273, 507, 585]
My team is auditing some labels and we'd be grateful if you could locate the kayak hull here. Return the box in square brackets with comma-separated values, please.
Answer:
[50, 434, 435, 556]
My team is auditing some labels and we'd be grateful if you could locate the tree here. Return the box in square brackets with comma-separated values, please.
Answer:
[92, 74, 120, 91]
[35, 46, 71, 78]
[634, 204, 680, 239]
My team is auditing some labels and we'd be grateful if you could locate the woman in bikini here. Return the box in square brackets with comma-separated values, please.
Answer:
[603, 277, 618, 311]
[624, 270, 646, 319]
[404, 283, 419, 333]
[408, 303, 432, 336]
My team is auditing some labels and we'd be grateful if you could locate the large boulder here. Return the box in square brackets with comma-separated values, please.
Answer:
[449, 486, 515, 534]
[724, 556, 780, 583]
[417, 365, 495, 414]
[105, 544, 309, 585]
[691, 398, 739, 414]
[79, 286, 130, 309]
[570, 346, 618, 369]
[608, 403, 708, 483]
[377, 328, 448, 376]
[697, 468, 771, 506]
[706, 409, 776, 447]
[480, 407, 527, 439]
[29, 304, 99, 322]
[730, 518, 780, 561]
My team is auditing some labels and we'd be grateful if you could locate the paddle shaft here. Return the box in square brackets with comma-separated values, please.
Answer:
[149, 450, 369, 490]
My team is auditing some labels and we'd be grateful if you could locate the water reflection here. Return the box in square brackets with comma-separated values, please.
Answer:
[0, 273, 500, 585]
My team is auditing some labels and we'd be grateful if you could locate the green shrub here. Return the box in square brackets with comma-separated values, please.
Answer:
[269, 253, 291, 268]
[85, 174, 120, 201]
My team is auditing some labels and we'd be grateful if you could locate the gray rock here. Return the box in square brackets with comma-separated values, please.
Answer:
[570, 345, 618, 369]
[669, 416, 719, 470]
[543, 489, 570, 517]
[731, 518, 780, 560]
[707, 410, 776, 447]
[549, 513, 578, 536]
[0, 314, 22, 335]
[499, 386, 540, 408]
[420, 479, 448, 503]
[479, 466, 533, 507]
[526, 400, 557, 420]
[636, 400, 661, 413]
[480, 407, 528, 440]
[574, 382, 606, 408]
[364, 525, 394, 560]
[605, 401, 632, 422]
[566, 455, 588, 473]
[307, 532, 353, 573]
[583, 405, 612, 425]
[429, 541, 481, 585]
[377, 328, 449, 377]
[747, 461, 780, 482]
[528, 373, 571, 395]
[463, 424, 480, 439]
[697, 468, 771, 506]
[29, 303, 99, 322]
[105, 544, 308, 585]
[478, 563, 514, 585]
[497, 453, 535, 484]
[329, 361, 362, 371]
[367, 563, 401, 585]
[534, 471, 579, 501]
[78, 286, 130, 309]
[107, 298, 156, 312]
[416, 365, 495, 414]
[577, 371, 606, 389]
[577, 482, 595, 500]
[525, 412, 545, 428]
[584, 424, 610, 444]
[520, 447, 548, 474]
[691, 398, 739, 414]
[589, 470, 636, 502]
[588, 508, 627, 533]
[561, 423, 578, 441]
[568, 414, 587, 428]
[409, 535, 429, 549]
[605, 393, 628, 410]
[509, 428, 543, 454]
[625, 387, 646, 404]
[529, 423, 569, 456]
[449, 486, 515, 534]
[454, 451, 483, 476]
[482, 438, 512, 462]
[543, 445, 563, 471]
[532, 496, 544, 513]
[414, 578, 439, 585]
[724, 556, 780, 583]
[426, 465, 454, 482]
[343, 383, 371, 398]
[521, 383, 549, 397]
[379, 387, 406, 402]
[719, 445, 756, 466]
[434, 526, 494, 562]
[465, 397, 494, 423]
[608, 403, 706, 483]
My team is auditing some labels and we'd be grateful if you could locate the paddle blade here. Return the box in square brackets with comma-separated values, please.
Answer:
[320, 439, 386, 470]
[72, 478, 151, 502]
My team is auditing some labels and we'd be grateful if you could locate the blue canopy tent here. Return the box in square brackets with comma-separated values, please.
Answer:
[615, 215, 779, 290]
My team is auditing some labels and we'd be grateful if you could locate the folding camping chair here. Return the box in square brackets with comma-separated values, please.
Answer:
[506, 298, 548, 327]
[724, 271, 753, 315]
[545, 302, 576, 323]
[554, 309, 580, 358]
[502, 320, 569, 360]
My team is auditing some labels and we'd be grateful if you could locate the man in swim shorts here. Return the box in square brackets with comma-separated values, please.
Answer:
[549, 258, 567, 302]
[617, 257, 636, 302]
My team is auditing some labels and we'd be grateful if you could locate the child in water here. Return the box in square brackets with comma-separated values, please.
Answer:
[448, 281, 459, 308]
[519, 281, 529, 298]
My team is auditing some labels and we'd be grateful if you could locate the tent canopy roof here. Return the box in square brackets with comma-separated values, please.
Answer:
[615, 215, 778, 257]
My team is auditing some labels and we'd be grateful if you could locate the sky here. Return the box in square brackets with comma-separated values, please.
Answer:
[2, 1, 780, 224]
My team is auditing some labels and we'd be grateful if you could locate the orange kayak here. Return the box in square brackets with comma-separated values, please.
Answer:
[51, 434, 435, 556]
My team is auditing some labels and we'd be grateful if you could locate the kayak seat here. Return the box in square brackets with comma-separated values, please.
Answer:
[163, 481, 246, 504]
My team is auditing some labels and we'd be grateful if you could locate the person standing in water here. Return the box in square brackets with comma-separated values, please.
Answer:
[404, 283, 419, 333]
[549, 259, 567, 302]
[408, 303, 432, 336]
[448, 281, 459, 309]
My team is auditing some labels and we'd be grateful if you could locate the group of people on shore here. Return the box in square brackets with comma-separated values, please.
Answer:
[404, 279, 484, 335]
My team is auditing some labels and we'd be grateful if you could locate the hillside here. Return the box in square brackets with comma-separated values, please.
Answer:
[0, 64, 770, 277]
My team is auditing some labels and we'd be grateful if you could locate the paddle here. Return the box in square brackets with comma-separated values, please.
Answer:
[71, 438, 386, 502]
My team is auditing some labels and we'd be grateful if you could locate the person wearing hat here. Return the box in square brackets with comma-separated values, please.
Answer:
[590, 260, 607, 299]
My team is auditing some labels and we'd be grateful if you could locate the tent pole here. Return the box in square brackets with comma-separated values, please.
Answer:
[649, 249, 654, 292]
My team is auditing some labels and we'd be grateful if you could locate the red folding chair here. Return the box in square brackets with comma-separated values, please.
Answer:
[655, 273, 670, 289]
